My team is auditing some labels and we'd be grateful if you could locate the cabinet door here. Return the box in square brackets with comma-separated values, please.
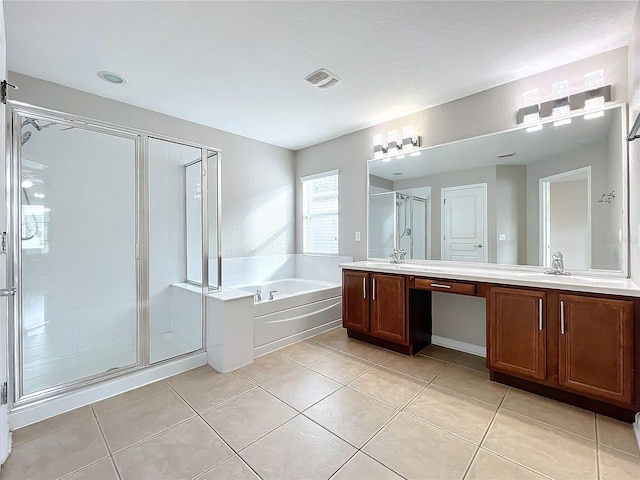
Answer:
[342, 271, 370, 333]
[489, 287, 546, 381]
[558, 294, 633, 404]
[370, 273, 406, 343]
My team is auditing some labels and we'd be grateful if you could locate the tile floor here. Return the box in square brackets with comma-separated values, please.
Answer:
[3, 327, 640, 480]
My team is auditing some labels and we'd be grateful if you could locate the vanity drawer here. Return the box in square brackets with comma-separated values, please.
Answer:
[410, 277, 476, 296]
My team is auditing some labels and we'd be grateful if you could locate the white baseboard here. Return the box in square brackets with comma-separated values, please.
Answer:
[254, 319, 342, 357]
[9, 352, 207, 429]
[431, 335, 486, 357]
[634, 412, 640, 452]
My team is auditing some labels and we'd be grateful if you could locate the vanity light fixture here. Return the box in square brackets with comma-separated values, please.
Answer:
[401, 126, 420, 152]
[373, 127, 421, 159]
[518, 89, 541, 125]
[387, 130, 399, 156]
[373, 134, 387, 159]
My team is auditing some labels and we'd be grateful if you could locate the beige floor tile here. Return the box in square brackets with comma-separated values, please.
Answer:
[173, 370, 255, 412]
[92, 380, 170, 415]
[332, 452, 403, 480]
[235, 352, 299, 385]
[310, 327, 351, 350]
[465, 448, 548, 480]
[364, 412, 476, 479]
[11, 405, 94, 447]
[263, 367, 342, 411]
[165, 364, 216, 387]
[61, 457, 119, 480]
[114, 417, 232, 480]
[339, 340, 393, 364]
[349, 366, 426, 409]
[597, 415, 640, 457]
[240, 415, 356, 480]
[2, 418, 109, 480]
[307, 351, 374, 384]
[276, 340, 333, 365]
[418, 344, 460, 362]
[404, 385, 497, 444]
[483, 410, 597, 480]
[196, 455, 259, 480]
[305, 387, 397, 447]
[452, 352, 488, 372]
[502, 388, 595, 440]
[598, 445, 640, 480]
[380, 352, 448, 382]
[432, 364, 507, 406]
[202, 388, 296, 450]
[98, 389, 195, 452]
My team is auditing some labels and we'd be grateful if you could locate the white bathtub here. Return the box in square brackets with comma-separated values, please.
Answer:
[235, 278, 342, 355]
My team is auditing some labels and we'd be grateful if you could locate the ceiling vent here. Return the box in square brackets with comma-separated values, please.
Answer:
[305, 69, 340, 90]
[496, 152, 516, 159]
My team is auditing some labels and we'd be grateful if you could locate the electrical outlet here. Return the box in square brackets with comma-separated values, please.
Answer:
[355, 231, 361, 242]
[498, 233, 506, 241]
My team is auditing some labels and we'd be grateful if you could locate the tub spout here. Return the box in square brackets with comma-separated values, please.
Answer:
[269, 290, 278, 301]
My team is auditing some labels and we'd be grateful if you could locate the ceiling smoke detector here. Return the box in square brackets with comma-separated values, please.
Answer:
[304, 69, 341, 90]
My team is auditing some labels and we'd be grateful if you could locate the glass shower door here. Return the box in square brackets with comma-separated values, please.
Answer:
[16, 113, 139, 398]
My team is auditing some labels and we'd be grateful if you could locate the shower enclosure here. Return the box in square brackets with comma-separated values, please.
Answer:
[7, 103, 221, 406]
[368, 191, 427, 259]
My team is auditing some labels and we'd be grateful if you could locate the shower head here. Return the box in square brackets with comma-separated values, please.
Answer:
[21, 131, 32, 146]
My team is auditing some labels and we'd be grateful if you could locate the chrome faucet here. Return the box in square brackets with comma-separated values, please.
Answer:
[255, 288, 262, 302]
[389, 248, 407, 264]
[268, 290, 278, 300]
[545, 251, 571, 276]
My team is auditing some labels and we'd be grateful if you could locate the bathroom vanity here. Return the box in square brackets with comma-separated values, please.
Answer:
[341, 261, 640, 421]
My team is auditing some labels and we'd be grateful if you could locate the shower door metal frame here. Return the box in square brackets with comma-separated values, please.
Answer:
[5, 101, 222, 408]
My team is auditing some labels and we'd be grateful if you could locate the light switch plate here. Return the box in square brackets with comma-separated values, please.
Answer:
[498, 233, 506, 241]
[355, 231, 361, 242]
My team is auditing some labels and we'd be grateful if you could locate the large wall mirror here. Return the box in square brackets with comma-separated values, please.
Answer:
[368, 104, 628, 274]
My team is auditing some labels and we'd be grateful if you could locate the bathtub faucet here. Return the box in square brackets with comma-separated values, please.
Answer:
[389, 248, 407, 264]
[269, 290, 278, 301]
[255, 288, 262, 302]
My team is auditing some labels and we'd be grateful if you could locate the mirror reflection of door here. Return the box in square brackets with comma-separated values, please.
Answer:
[441, 183, 488, 262]
[540, 167, 591, 269]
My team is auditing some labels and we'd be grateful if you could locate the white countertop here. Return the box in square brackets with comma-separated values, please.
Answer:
[339, 261, 640, 297]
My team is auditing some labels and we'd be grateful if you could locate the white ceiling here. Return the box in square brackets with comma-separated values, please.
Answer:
[4, 1, 637, 151]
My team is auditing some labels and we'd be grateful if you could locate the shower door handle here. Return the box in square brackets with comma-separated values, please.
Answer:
[0, 287, 16, 297]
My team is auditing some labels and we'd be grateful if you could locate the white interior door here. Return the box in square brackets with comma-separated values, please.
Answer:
[442, 183, 487, 262]
[0, 1, 11, 467]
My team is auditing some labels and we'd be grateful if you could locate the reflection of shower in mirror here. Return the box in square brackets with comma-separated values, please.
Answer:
[369, 191, 428, 260]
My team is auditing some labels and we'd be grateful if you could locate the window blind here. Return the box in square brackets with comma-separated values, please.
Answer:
[302, 171, 339, 255]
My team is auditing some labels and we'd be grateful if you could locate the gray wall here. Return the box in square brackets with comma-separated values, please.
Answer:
[496, 165, 527, 265]
[296, 47, 628, 349]
[8, 72, 296, 262]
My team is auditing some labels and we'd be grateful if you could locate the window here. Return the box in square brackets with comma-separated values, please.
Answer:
[302, 170, 339, 255]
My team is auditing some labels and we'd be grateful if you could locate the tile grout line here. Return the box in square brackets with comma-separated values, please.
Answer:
[90, 404, 123, 480]
[595, 414, 601, 480]
[460, 383, 509, 480]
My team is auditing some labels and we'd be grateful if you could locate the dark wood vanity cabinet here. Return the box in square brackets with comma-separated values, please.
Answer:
[342, 270, 430, 354]
[488, 287, 547, 381]
[369, 273, 406, 343]
[342, 270, 370, 333]
[488, 287, 636, 408]
[558, 294, 634, 404]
